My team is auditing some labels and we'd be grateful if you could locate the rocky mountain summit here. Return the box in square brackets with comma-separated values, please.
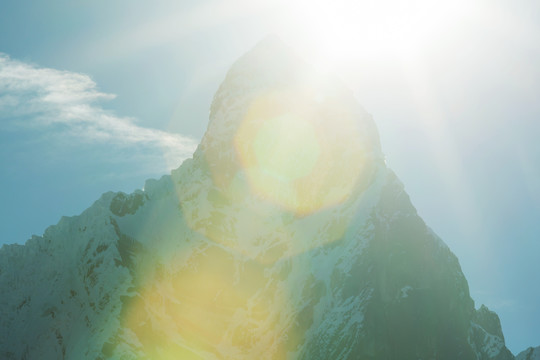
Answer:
[517, 346, 540, 360]
[0, 37, 518, 359]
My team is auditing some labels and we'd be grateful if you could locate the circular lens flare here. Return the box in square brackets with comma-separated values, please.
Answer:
[234, 88, 371, 215]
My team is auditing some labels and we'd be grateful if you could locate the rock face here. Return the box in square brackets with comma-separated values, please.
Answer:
[517, 346, 540, 360]
[0, 38, 516, 359]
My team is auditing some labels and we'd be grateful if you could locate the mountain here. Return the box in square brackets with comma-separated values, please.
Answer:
[0, 37, 517, 359]
[517, 346, 540, 360]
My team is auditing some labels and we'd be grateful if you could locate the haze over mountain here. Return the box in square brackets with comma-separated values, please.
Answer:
[0, 37, 526, 359]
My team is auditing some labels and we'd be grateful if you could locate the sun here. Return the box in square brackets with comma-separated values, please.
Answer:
[268, 0, 481, 70]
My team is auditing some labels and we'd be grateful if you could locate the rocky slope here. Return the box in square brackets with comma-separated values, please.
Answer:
[517, 346, 540, 360]
[0, 37, 516, 359]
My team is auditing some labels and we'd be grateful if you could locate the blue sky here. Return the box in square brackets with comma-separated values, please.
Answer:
[1, 0, 539, 354]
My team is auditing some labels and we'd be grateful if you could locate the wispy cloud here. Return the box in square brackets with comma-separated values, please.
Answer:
[0, 54, 197, 170]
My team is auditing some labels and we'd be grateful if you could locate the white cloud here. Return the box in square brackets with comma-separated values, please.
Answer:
[0, 54, 198, 170]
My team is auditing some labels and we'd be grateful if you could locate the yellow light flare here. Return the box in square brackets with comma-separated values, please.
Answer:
[174, 81, 378, 263]
[252, 112, 320, 182]
[120, 245, 300, 359]
[234, 88, 373, 215]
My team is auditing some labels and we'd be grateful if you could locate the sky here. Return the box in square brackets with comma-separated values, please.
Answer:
[1, 0, 539, 354]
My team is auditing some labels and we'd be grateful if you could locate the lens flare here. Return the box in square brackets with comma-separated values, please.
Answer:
[174, 77, 380, 264]
[119, 244, 301, 359]
[234, 88, 372, 215]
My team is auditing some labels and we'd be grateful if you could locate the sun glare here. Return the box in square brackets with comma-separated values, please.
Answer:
[271, 0, 480, 69]
[233, 87, 373, 216]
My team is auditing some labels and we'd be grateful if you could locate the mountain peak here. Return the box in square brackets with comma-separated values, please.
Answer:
[517, 346, 540, 360]
[250, 34, 289, 53]
[200, 37, 383, 209]
[210, 36, 307, 112]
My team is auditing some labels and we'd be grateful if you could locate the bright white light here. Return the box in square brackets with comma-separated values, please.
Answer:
[272, 0, 481, 69]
